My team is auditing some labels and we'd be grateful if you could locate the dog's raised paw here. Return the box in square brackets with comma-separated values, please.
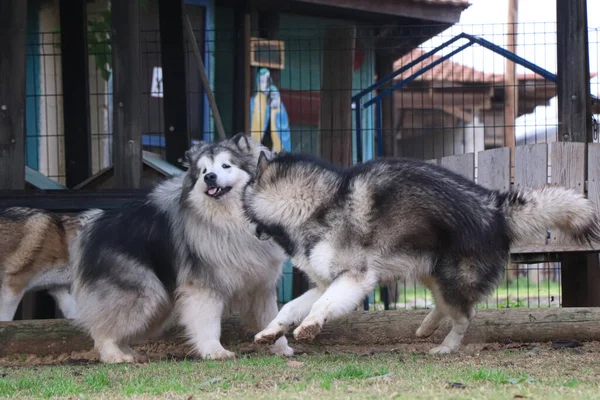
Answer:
[293, 323, 321, 342]
[255, 329, 283, 345]
[415, 326, 435, 338]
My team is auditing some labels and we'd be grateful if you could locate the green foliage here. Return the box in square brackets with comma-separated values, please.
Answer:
[52, 0, 149, 82]
[87, 9, 112, 81]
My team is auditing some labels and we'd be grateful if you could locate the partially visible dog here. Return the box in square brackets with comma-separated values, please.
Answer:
[70, 133, 293, 363]
[243, 152, 600, 355]
[0, 207, 97, 321]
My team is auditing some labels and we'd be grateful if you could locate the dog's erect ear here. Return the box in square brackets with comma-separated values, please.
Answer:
[229, 132, 251, 152]
[183, 142, 207, 167]
[256, 151, 270, 181]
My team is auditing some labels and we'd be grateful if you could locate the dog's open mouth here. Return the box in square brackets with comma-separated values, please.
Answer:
[205, 186, 232, 198]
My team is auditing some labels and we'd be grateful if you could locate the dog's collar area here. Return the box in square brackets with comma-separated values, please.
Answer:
[205, 186, 232, 199]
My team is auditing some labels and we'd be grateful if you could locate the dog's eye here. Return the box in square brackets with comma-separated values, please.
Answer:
[202, 168, 207, 174]
[222, 164, 230, 169]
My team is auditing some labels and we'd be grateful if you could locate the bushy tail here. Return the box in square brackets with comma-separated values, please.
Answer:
[496, 186, 600, 245]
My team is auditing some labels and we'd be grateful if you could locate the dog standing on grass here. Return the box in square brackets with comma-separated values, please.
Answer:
[242, 151, 600, 355]
[0, 207, 97, 321]
[70, 134, 293, 363]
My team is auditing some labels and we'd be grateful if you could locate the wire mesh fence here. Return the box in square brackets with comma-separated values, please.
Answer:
[21, 10, 600, 311]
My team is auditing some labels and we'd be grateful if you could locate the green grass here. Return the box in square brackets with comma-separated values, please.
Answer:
[1, 345, 599, 399]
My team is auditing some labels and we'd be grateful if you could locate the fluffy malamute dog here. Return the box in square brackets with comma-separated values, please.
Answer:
[71, 134, 293, 363]
[242, 152, 600, 355]
[0, 207, 94, 321]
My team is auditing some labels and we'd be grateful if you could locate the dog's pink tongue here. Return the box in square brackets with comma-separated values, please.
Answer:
[208, 187, 218, 196]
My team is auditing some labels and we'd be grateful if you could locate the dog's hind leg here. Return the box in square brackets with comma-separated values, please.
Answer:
[49, 287, 78, 319]
[415, 277, 446, 338]
[241, 287, 294, 356]
[254, 287, 323, 345]
[293, 270, 378, 342]
[416, 307, 445, 339]
[426, 264, 480, 355]
[75, 277, 170, 364]
[177, 283, 235, 360]
[0, 284, 24, 322]
[428, 306, 474, 355]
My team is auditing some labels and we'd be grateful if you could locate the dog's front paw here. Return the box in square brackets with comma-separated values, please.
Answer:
[293, 322, 322, 342]
[100, 353, 136, 364]
[203, 348, 236, 360]
[428, 345, 455, 355]
[270, 343, 294, 357]
[255, 325, 285, 345]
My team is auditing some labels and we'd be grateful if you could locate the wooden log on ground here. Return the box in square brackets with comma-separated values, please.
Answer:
[2, 308, 600, 357]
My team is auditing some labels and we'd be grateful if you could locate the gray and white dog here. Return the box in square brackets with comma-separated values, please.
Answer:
[242, 152, 600, 355]
[71, 134, 293, 363]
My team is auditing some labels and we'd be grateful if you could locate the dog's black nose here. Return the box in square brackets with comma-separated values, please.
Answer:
[204, 172, 217, 183]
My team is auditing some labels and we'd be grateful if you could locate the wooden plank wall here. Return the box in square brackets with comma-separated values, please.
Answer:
[426, 142, 600, 255]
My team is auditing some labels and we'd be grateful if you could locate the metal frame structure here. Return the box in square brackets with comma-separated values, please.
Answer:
[352, 32, 600, 161]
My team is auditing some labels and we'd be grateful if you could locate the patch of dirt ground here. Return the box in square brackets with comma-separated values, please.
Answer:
[1, 339, 599, 367]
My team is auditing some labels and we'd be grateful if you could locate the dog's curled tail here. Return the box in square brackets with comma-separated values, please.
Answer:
[496, 186, 600, 245]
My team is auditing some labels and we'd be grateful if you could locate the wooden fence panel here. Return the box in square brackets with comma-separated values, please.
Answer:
[550, 142, 586, 245]
[514, 143, 549, 247]
[440, 153, 475, 181]
[478, 147, 511, 191]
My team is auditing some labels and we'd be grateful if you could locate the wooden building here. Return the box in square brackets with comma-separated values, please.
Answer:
[1, 0, 470, 318]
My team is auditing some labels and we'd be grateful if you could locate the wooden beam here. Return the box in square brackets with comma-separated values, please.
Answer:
[556, 0, 600, 307]
[319, 25, 355, 166]
[557, 0, 592, 143]
[2, 308, 600, 357]
[112, 0, 143, 188]
[159, 0, 190, 165]
[289, 0, 466, 24]
[0, 189, 149, 212]
[504, 0, 518, 177]
[1, 0, 34, 322]
[233, 5, 251, 135]
[0, 0, 27, 190]
[59, 0, 92, 188]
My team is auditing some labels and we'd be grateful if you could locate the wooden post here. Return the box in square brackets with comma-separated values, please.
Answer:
[112, 0, 143, 188]
[504, 0, 518, 177]
[0, 0, 27, 190]
[233, 5, 251, 135]
[319, 25, 356, 166]
[59, 0, 92, 188]
[556, 0, 600, 307]
[158, 0, 190, 165]
[0, 0, 31, 319]
[377, 52, 397, 307]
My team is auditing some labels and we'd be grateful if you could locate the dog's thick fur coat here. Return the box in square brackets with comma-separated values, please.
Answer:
[71, 134, 293, 363]
[243, 152, 600, 354]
